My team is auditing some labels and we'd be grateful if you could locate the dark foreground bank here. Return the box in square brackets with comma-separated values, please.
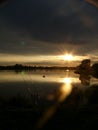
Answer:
[0, 85, 98, 130]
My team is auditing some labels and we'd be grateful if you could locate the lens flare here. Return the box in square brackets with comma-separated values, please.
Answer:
[58, 78, 72, 102]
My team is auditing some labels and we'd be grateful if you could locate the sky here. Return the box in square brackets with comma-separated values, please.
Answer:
[0, 0, 98, 66]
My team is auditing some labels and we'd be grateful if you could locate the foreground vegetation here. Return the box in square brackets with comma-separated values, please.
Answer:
[0, 84, 98, 130]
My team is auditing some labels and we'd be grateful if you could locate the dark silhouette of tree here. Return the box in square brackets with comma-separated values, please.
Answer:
[91, 63, 98, 78]
[79, 74, 91, 85]
[74, 59, 92, 85]
[75, 59, 91, 74]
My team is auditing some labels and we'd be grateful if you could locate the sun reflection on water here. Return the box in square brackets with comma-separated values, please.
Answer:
[62, 77, 72, 84]
[57, 77, 72, 102]
[59, 77, 80, 83]
[35, 77, 73, 129]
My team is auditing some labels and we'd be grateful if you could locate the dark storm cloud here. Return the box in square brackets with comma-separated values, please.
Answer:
[0, 0, 98, 45]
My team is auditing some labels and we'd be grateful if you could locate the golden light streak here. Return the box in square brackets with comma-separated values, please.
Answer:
[57, 77, 72, 102]
[35, 105, 57, 129]
[58, 54, 89, 62]
[0, 53, 90, 67]
[60, 77, 80, 83]
[35, 77, 73, 129]
[62, 77, 72, 84]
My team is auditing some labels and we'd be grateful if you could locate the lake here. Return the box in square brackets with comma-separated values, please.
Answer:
[0, 70, 98, 102]
[0, 70, 98, 130]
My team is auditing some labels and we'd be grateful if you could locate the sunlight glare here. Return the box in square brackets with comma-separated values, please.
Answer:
[58, 82, 72, 102]
[63, 77, 72, 84]
[58, 54, 74, 62]
[64, 54, 73, 61]
[57, 77, 73, 102]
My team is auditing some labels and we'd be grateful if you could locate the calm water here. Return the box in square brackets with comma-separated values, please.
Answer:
[0, 70, 98, 130]
[0, 70, 98, 101]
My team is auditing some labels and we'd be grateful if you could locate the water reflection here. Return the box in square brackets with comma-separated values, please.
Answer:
[35, 77, 73, 129]
[79, 74, 91, 86]
[56, 77, 72, 102]
[62, 77, 72, 84]
[0, 70, 98, 129]
[0, 70, 98, 99]
[34, 71, 98, 129]
[60, 77, 80, 83]
[0, 70, 80, 83]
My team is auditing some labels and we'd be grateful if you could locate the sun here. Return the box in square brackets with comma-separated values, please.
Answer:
[57, 53, 74, 62]
[64, 54, 73, 61]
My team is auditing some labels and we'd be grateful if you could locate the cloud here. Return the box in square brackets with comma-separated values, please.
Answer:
[0, 0, 98, 57]
[0, 0, 98, 44]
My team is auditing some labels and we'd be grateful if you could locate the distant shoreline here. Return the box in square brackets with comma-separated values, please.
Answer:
[0, 64, 76, 71]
